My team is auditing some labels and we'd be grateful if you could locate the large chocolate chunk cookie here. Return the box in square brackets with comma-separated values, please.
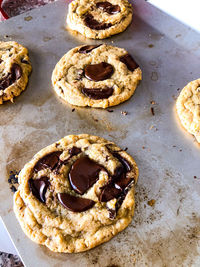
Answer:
[52, 44, 142, 108]
[14, 134, 138, 253]
[0, 41, 32, 104]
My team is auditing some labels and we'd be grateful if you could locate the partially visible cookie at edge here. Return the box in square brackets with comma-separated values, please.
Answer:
[14, 134, 138, 253]
[52, 44, 142, 108]
[0, 41, 32, 104]
[67, 0, 133, 39]
[176, 78, 200, 143]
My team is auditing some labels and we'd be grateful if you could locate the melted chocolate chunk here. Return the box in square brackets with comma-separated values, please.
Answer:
[0, 63, 22, 90]
[108, 208, 116, 220]
[34, 151, 62, 172]
[29, 177, 49, 203]
[58, 193, 95, 212]
[84, 13, 112, 30]
[115, 176, 134, 191]
[96, 2, 121, 14]
[54, 147, 82, 174]
[79, 45, 101, 54]
[84, 62, 114, 82]
[120, 54, 139, 71]
[82, 87, 113, 99]
[99, 183, 121, 202]
[68, 147, 82, 157]
[21, 58, 29, 64]
[12, 63, 22, 79]
[69, 156, 104, 195]
[99, 152, 133, 202]
[112, 152, 132, 172]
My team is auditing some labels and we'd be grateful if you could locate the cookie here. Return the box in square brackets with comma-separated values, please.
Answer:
[176, 79, 200, 143]
[67, 0, 132, 39]
[14, 134, 138, 253]
[0, 41, 32, 104]
[52, 44, 142, 108]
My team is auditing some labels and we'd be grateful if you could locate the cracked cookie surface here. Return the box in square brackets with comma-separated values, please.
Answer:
[67, 0, 133, 39]
[14, 134, 138, 253]
[0, 41, 32, 104]
[176, 78, 200, 143]
[52, 44, 142, 108]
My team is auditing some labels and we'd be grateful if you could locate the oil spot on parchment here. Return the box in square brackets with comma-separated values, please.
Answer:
[6, 130, 54, 177]
[151, 72, 158, 81]
[43, 36, 53, 42]
[0, 102, 22, 126]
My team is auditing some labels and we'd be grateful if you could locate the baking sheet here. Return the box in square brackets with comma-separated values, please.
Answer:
[0, 0, 200, 266]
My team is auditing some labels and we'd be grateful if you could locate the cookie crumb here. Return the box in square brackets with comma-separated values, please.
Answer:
[151, 107, 155, 116]
[24, 16, 33, 21]
[121, 111, 128, 116]
[177, 206, 180, 215]
[147, 199, 156, 206]
[8, 171, 19, 184]
[148, 44, 154, 48]
[10, 185, 17, 193]
[150, 100, 156, 105]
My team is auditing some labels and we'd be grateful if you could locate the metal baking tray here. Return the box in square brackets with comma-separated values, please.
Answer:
[0, 0, 200, 266]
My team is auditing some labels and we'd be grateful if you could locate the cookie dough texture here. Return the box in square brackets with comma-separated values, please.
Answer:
[52, 44, 142, 108]
[176, 79, 200, 143]
[67, 0, 132, 39]
[14, 134, 138, 253]
[0, 41, 32, 104]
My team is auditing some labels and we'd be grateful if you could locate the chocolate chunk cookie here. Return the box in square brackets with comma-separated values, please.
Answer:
[14, 134, 138, 253]
[67, 0, 132, 39]
[0, 41, 32, 104]
[52, 44, 142, 108]
[176, 78, 200, 143]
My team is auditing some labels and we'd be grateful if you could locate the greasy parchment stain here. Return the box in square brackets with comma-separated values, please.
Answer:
[5, 130, 55, 175]
[0, 102, 22, 126]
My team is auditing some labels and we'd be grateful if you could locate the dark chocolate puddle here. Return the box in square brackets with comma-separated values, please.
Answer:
[84, 13, 112, 30]
[0, 63, 22, 91]
[120, 54, 139, 71]
[69, 156, 104, 195]
[84, 62, 114, 81]
[82, 87, 113, 99]
[28, 176, 49, 203]
[58, 193, 95, 212]
[79, 44, 101, 54]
